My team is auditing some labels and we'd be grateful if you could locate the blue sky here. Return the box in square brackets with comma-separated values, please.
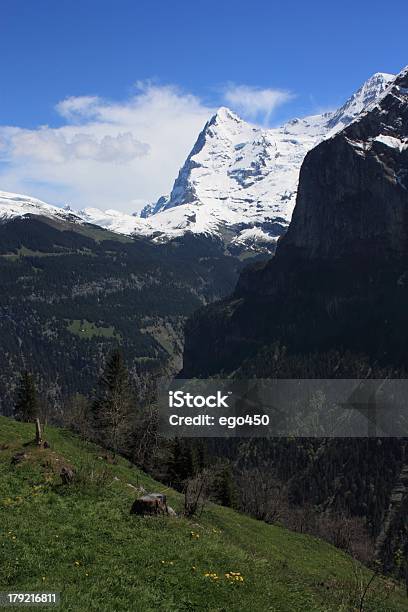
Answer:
[0, 0, 407, 211]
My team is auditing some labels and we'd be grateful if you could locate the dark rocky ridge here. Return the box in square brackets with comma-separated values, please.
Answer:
[181, 67, 408, 377]
[276, 67, 408, 263]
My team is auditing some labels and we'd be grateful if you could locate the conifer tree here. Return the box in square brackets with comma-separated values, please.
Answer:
[92, 349, 133, 454]
[14, 371, 39, 422]
[168, 438, 197, 490]
[214, 463, 237, 508]
[195, 440, 209, 471]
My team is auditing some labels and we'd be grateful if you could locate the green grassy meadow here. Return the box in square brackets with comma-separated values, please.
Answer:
[66, 320, 119, 340]
[0, 416, 406, 612]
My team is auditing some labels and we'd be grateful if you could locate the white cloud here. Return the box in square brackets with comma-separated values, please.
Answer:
[0, 83, 215, 213]
[223, 84, 294, 123]
[56, 96, 100, 121]
[6, 128, 149, 164]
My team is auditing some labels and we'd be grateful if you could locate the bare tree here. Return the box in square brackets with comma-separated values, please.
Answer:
[315, 514, 375, 564]
[132, 403, 159, 467]
[184, 469, 212, 517]
[236, 467, 288, 523]
[63, 394, 92, 440]
[236, 468, 375, 565]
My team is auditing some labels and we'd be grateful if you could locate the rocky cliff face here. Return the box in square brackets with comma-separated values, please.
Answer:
[279, 67, 408, 263]
[181, 67, 408, 377]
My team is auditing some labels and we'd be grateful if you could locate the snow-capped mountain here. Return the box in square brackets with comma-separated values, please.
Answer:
[0, 191, 83, 225]
[138, 72, 394, 253]
[0, 72, 396, 254]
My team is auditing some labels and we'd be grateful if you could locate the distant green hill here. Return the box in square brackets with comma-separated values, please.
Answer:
[0, 416, 406, 612]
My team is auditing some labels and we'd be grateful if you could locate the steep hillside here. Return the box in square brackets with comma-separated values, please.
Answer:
[0, 215, 243, 415]
[0, 416, 406, 611]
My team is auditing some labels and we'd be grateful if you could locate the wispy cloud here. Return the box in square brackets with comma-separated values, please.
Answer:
[56, 96, 101, 121]
[223, 83, 294, 124]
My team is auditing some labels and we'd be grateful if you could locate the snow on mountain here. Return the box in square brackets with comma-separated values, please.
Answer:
[0, 72, 396, 253]
[0, 191, 83, 225]
[78, 207, 149, 236]
[138, 71, 395, 252]
[325, 72, 395, 130]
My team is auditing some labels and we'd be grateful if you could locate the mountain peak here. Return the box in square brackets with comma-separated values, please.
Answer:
[326, 71, 395, 131]
[357, 71, 395, 102]
[367, 71, 395, 82]
[327, 72, 395, 131]
[211, 106, 242, 125]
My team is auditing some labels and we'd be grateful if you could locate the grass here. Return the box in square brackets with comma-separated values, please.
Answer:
[66, 319, 120, 340]
[1, 247, 96, 259]
[0, 247, 68, 259]
[0, 416, 406, 612]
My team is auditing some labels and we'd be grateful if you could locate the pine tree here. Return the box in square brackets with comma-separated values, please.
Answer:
[14, 371, 39, 422]
[214, 463, 237, 508]
[168, 438, 197, 490]
[195, 440, 209, 471]
[92, 350, 133, 454]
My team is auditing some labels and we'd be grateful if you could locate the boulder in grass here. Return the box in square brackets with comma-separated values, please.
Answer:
[130, 493, 169, 516]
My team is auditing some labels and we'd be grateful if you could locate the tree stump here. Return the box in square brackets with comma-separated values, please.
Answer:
[130, 493, 168, 516]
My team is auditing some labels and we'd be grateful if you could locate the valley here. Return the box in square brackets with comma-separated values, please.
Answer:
[0, 216, 244, 415]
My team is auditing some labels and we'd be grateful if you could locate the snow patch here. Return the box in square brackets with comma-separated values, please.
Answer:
[374, 134, 408, 152]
